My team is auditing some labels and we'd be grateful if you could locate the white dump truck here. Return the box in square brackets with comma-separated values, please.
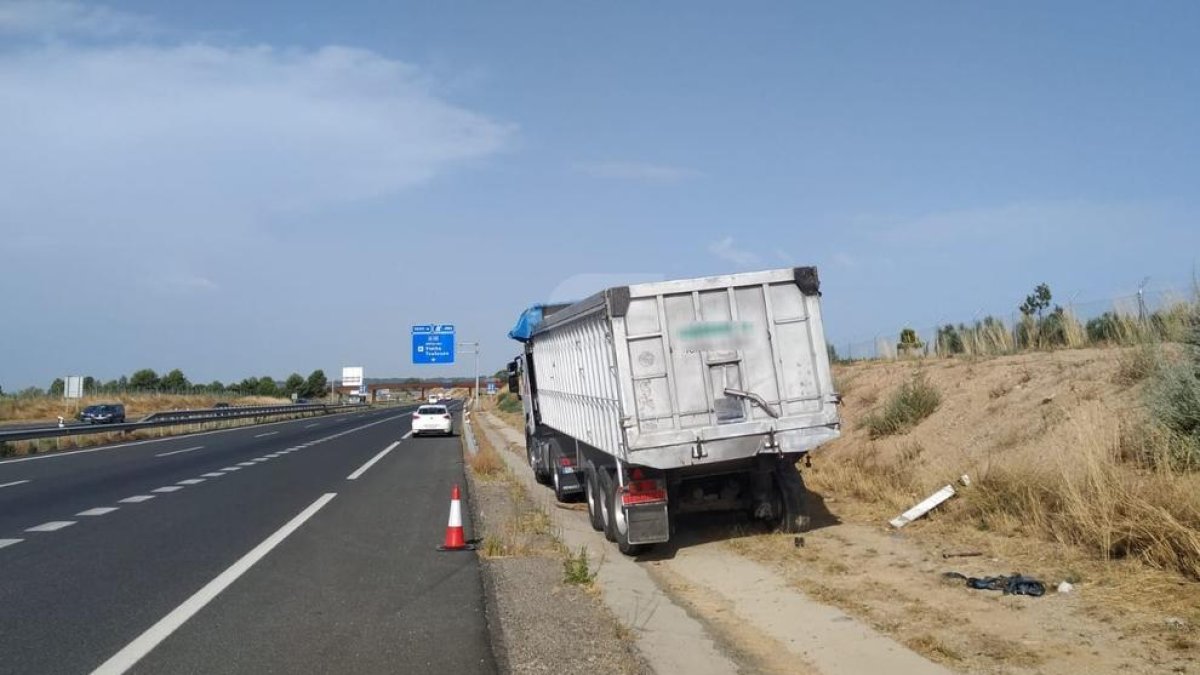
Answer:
[506, 267, 841, 555]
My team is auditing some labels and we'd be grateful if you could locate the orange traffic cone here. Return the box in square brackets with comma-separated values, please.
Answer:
[437, 484, 473, 551]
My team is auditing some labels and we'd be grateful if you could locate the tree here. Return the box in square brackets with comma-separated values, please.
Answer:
[1020, 283, 1053, 318]
[83, 376, 96, 393]
[256, 376, 279, 397]
[283, 373, 305, 397]
[897, 327, 924, 352]
[49, 378, 65, 396]
[129, 369, 160, 391]
[826, 343, 839, 363]
[160, 369, 189, 392]
[207, 380, 225, 393]
[303, 369, 328, 399]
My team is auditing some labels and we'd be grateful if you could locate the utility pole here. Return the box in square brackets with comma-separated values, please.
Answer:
[461, 341, 480, 409]
[1137, 276, 1151, 324]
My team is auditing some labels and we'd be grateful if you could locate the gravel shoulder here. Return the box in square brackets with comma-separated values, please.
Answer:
[465, 426, 649, 675]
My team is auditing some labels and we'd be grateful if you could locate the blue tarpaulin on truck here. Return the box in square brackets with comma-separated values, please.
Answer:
[508, 305, 546, 342]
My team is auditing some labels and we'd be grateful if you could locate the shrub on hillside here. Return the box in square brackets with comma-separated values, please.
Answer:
[861, 372, 941, 439]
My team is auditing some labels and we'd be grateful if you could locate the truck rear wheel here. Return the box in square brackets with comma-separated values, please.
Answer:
[585, 465, 605, 531]
[773, 461, 811, 534]
[601, 468, 646, 557]
[598, 468, 618, 542]
[530, 440, 551, 486]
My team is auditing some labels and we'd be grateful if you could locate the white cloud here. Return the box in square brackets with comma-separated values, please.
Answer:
[574, 160, 698, 184]
[707, 236, 759, 267]
[0, 41, 512, 247]
[0, 0, 156, 37]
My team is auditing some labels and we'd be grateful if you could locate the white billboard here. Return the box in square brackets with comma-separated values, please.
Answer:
[64, 375, 84, 400]
[342, 366, 364, 389]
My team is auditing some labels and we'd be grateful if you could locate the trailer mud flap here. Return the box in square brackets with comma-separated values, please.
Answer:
[625, 502, 670, 545]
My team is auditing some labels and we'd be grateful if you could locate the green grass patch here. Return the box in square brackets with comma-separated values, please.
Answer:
[562, 546, 596, 585]
[861, 372, 941, 439]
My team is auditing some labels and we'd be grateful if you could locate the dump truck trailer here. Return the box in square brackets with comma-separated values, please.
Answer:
[506, 267, 841, 555]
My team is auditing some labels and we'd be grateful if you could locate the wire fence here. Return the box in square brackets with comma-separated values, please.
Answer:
[831, 287, 1198, 362]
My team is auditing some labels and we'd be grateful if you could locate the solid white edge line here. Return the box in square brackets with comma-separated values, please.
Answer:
[154, 446, 203, 458]
[401, 430, 413, 439]
[0, 479, 31, 489]
[346, 441, 400, 480]
[90, 493, 338, 675]
[254, 431, 277, 438]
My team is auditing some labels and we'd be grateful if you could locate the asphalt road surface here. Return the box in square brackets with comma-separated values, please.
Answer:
[0, 403, 494, 674]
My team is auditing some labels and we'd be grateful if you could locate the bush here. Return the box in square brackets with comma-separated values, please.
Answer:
[496, 392, 523, 414]
[562, 547, 596, 585]
[1145, 356, 1200, 469]
[861, 372, 941, 439]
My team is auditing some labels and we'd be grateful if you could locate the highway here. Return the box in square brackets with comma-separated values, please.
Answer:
[0, 403, 494, 674]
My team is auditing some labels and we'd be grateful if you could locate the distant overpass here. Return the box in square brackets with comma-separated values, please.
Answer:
[333, 379, 503, 402]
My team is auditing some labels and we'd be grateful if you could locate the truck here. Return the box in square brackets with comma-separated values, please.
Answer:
[506, 267, 841, 555]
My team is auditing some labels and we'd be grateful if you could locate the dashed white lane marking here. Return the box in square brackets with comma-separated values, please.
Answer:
[346, 441, 400, 480]
[304, 423, 319, 428]
[119, 495, 155, 504]
[0, 479, 31, 489]
[27, 521, 76, 532]
[77, 507, 119, 517]
[155, 446, 203, 458]
[0, 538, 22, 550]
[222, 466, 242, 471]
[201, 472, 224, 478]
[177, 479, 205, 485]
[265, 453, 282, 458]
[152, 486, 183, 493]
[237, 462, 256, 467]
[254, 431, 277, 438]
[251, 458, 269, 463]
[92, 493, 338, 675]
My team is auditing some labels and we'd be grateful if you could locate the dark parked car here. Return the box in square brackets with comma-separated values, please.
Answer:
[79, 404, 126, 424]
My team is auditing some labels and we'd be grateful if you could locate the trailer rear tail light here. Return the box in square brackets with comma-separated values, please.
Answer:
[412, 414, 421, 419]
[559, 456, 573, 467]
[622, 468, 666, 506]
[442, 414, 451, 420]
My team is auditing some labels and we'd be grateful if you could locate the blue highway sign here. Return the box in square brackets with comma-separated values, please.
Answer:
[412, 324, 456, 364]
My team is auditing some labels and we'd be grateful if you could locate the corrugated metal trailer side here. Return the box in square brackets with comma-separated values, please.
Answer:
[530, 268, 840, 470]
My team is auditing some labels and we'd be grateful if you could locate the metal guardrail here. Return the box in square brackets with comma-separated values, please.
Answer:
[0, 403, 369, 443]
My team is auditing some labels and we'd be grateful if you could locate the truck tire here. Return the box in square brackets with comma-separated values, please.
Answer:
[584, 464, 604, 531]
[531, 440, 551, 486]
[774, 460, 811, 534]
[552, 465, 572, 503]
[601, 469, 646, 557]
[597, 468, 617, 542]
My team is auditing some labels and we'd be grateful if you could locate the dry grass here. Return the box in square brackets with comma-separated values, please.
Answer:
[0, 393, 289, 423]
[904, 634, 963, 664]
[466, 420, 506, 478]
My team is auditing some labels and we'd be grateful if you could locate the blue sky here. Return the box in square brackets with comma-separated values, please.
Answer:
[2, 1, 1198, 389]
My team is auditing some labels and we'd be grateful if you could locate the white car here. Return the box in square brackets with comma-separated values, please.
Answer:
[412, 405, 453, 436]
